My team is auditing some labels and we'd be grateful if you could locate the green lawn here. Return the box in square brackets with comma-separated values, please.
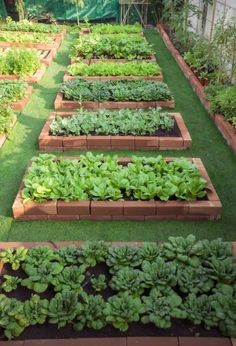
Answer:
[0, 29, 235, 242]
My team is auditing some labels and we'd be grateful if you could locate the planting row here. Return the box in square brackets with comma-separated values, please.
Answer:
[0, 18, 63, 35]
[55, 79, 175, 110]
[80, 22, 143, 35]
[39, 110, 191, 151]
[12, 153, 221, 221]
[0, 236, 235, 341]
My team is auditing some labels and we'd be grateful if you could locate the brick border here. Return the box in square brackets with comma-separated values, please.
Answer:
[12, 156, 221, 221]
[0, 242, 234, 345]
[38, 111, 191, 151]
[54, 92, 175, 110]
[0, 64, 46, 83]
[0, 115, 17, 149]
[157, 24, 236, 155]
[11, 86, 33, 111]
[71, 55, 157, 64]
[80, 27, 144, 36]
[63, 71, 163, 82]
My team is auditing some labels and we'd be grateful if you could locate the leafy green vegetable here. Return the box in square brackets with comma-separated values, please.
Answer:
[142, 290, 186, 328]
[106, 245, 142, 274]
[1, 275, 21, 293]
[55, 245, 80, 266]
[90, 23, 142, 35]
[139, 242, 163, 262]
[74, 293, 106, 331]
[48, 290, 79, 328]
[24, 295, 49, 325]
[23, 245, 57, 267]
[78, 241, 108, 267]
[49, 108, 174, 136]
[0, 31, 54, 44]
[61, 79, 173, 102]
[0, 18, 60, 33]
[0, 247, 28, 270]
[0, 103, 16, 135]
[177, 266, 214, 294]
[142, 258, 177, 289]
[0, 80, 28, 102]
[68, 61, 161, 77]
[104, 292, 144, 331]
[0, 47, 41, 77]
[71, 33, 154, 60]
[109, 267, 145, 295]
[51, 265, 85, 292]
[91, 274, 107, 292]
[205, 257, 236, 284]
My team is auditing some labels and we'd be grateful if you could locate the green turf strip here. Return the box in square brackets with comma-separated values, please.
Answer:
[0, 29, 235, 241]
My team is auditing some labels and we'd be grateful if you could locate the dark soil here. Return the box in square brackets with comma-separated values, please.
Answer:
[0, 262, 222, 341]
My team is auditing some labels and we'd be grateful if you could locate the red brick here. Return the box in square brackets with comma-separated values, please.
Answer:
[79, 215, 112, 220]
[156, 100, 175, 108]
[24, 201, 57, 215]
[178, 337, 231, 346]
[57, 200, 90, 215]
[63, 136, 87, 147]
[111, 136, 135, 149]
[87, 136, 111, 148]
[145, 214, 177, 220]
[112, 215, 145, 220]
[155, 201, 189, 215]
[188, 200, 222, 217]
[12, 198, 25, 219]
[24, 339, 126, 346]
[128, 336, 178, 346]
[91, 201, 124, 216]
[39, 135, 63, 146]
[47, 215, 80, 220]
[135, 136, 159, 149]
[40, 146, 63, 152]
[124, 201, 156, 216]
[82, 101, 99, 109]
[18, 215, 48, 221]
[159, 137, 183, 149]
[99, 102, 119, 109]
[118, 101, 139, 109]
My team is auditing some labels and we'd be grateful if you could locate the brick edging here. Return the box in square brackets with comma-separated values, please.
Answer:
[63, 71, 163, 82]
[38, 111, 192, 151]
[11, 86, 33, 111]
[0, 64, 46, 83]
[12, 156, 221, 221]
[54, 92, 175, 110]
[71, 55, 157, 64]
[157, 24, 236, 155]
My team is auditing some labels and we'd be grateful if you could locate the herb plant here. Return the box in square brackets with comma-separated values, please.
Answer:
[51, 265, 85, 292]
[49, 108, 174, 136]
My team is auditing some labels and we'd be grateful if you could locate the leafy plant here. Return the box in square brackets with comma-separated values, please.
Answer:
[23, 245, 58, 267]
[48, 290, 79, 328]
[0, 47, 41, 78]
[0, 31, 54, 44]
[200, 238, 234, 261]
[142, 290, 186, 328]
[177, 266, 214, 294]
[78, 241, 108, 267]
[51, 265, 86, 292]
[71, 33, 154, 60]
[0, 80, 28, 102]
[0, 294, 28, 340]
[205, 257, 236, 284]
[21, 261, 63, 293]
[24, 295, 49, 325]
[109, 267, 145, 295]
[74, 293, 106, 331]
[49, 108, 174, 137]
[0, 103, 16, 135]
[91, 274, 107, 292]
[106, 245, 142, 274]
[139, 242, 163, 262]
[68, 61, 161, 77]
[91, 23, 142, 35]
[104, 292, 144, 331]
[0, 275, 21, 293]
[61, 79, 173, 102]
[55, 245, 80, 266]
[0, 17, 60, 33]
[0, 247, 28, 270]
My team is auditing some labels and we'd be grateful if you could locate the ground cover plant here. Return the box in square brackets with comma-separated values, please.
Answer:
[88, 23, 142, 34]
[0, 47, 41, 78]
[60, 79, 173, 102]
[0, 18, 60, 34]
[49, 108, 174, 136]
[0, 236, 235, 340]
[0, 103, 16, 135]
[205, 84, 236, 129]
[0, 31, 55, 44]
[71, 33, 154, 60]
[21, 153, 207, 202]
[67, 61, 161, 77]
[0, 80, 28, 103]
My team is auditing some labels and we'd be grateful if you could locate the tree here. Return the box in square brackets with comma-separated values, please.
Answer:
[65, 0, 84, 25]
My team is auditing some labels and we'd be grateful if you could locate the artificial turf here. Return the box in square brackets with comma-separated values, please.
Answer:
[0, 29, 235, 242]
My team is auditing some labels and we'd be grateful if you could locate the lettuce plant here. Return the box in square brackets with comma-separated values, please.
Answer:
[205, 257, 236, 284]
[51, 265, 85, 292]
[1, 275, 22, 293]
[139, 242, 163, 262]
[23, 245, 58, 268]
[0, 80, 27, 103]
[91, 274, 107, 292]
[55, 245, 80, 266]
[0, 18, 60, 33]
[78, 241, 108, 267]
[106, 245, 142, 274]
[177, 266, 214, 294]
[142, 258, 177, 289]
[109, 267, 145, 295]
[24, 295, 49, 325]
[0, 247, 28, 270]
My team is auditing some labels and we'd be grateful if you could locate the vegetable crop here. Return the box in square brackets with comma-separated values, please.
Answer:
[0, 18, 60, 33]
[0, 31, 54, 44]
[22, 153, 207, 202]
[90, 23, 142, 35]
[0, 80, 28, 103]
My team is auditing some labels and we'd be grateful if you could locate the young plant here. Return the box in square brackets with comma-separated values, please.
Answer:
[109, 267, 145, 296]
[106, 245, 142, 274]
[78, 241, 108, 267]
[177, 266, 214, 294]
[55, 245, 80, 266]
[74, 293, 106, 331]
[23, 246, 58, 267]
[51, 265, 86, 292]
[0, 247, 28, 270]
[91, 274, 107, 292]
[104, 292, 144, 331]
[91, 23, 142, 35]
[1, 275, 22, 293]
[139, 242, 163, 262]
[0, 17, 60, 33]
[0, 80, 27, 103]
[24, 295, 49, 325]
[0, 103, 16, 135]
[205, 257, 236, 284]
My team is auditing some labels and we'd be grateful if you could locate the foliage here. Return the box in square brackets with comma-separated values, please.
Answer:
[109, 267, 145, 295]
[23, 246, 57, 267]
[205, 257, 236, 285]
[49, 108, 174, 136]
[55, 245, 80, 266]
[61, 79, 173, 102]
[1, 275, 21, 293]
[24, 295, 49, 325]
[0, 31, 54, 44]
[90, 23, 142, 34]
[106, 245, 142, 274]
[71, 33, 154, 60]
[64, 0, 84, 25]
[0, 103, 16, 135]
[68, 61, 161, 77]
[177, 266, 214, 294]
[77, 241, 108, 267]
[91, 274, 107, 292]
[142, 258, 177, 289]
[22, 153, 207, 202]
[15, 0, 26, 21]
[142, 290, 186, 328]
[51, 265, 85, 292]
[0, 80, 27, 102]
[104, 292, 144, 331]
[74, 293, 106, 331]
[0, 47, 41, 78]
[48, 290, 79, 328]
[0, 247, 28, 270]
[139, 242, 163, 262]
[0, 17, 60, 33]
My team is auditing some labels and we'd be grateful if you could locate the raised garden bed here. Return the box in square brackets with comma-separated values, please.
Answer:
[0, 64, 47, 83]
[71, 56, 157, 64]
[80, 27, 144, 36]
[157, 24, 236, 155]
[0, 115, 17, 149]
[11, 86, 33, 111]
[0, 237, 235, 344]
[38, 111, 191, 151]
[63, 71, 163, 81]
[12, 155, 221, 221]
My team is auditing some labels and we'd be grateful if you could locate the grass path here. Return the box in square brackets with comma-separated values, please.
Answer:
[0, 29, 235, 242]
